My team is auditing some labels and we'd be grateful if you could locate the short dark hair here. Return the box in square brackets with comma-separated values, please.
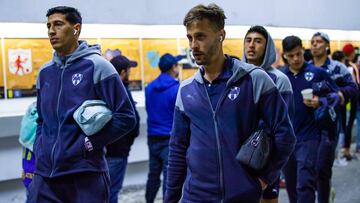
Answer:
[282, 36, 302, 53]
[332, 51, 345, 62]
[46, 6, 82, 25]
[183, 3, 226, 31]
[245, 25, 268, 41]
[304, 49, 313, 62]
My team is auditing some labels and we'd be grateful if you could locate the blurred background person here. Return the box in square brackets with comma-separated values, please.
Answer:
[145, 53, 180, 203]
[107, 55, 140, 203]
[19, 101, 38, 203]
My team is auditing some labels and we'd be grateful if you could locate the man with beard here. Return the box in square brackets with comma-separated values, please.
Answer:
[107, 55, 140, 203]
[165, 4, 295, 202]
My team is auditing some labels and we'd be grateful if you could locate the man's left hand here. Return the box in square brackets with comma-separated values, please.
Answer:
[258, 178, 268, 190]
[303, 95, 319, 108]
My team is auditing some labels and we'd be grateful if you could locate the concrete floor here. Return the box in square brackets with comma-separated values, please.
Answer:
[117, 155, 360, 203]
[1, 154, 360, 203]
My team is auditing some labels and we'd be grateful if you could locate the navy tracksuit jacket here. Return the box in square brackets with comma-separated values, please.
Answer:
[34, 41, 136, 178]
[165, 57, 296, 203]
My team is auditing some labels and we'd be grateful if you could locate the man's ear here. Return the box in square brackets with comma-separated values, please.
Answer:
[73, 23, 81, 36]
[219, 29, 226, 42]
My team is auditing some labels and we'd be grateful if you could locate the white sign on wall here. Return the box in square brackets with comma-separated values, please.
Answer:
[8, 49, 32, 76]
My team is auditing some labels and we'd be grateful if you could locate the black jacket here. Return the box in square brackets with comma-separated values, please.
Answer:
[106, 85, 140, 157]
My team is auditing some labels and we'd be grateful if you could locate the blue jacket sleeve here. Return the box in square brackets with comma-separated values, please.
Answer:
[165, 91, 190, 203]
[320, 69, 340, 93]
[339, 73, 357, 100]
[274, 72, 294, 122]
[280, 91, 295, 123]
[258, 88, 296, 184]
[335, 64, 357, 100]
[88, 74, 137, 150]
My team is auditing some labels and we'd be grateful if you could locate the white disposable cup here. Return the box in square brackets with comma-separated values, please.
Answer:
[301, 88, 313, 100]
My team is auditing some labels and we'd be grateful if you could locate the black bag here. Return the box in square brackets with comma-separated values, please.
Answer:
[236, 129, 271, 171]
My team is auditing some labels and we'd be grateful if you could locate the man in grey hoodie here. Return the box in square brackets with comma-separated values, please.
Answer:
[243, 25, 294, 203]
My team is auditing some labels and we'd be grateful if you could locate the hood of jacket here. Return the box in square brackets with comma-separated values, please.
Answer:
[52, 40, 101, 67]
[193, 56, 259, 87]
[242, 30, 276, 71]
[152, 73, 179, 92]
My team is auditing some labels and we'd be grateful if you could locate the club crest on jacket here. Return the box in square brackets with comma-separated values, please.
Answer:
[304, 72, 314, 81]
[72, 73, 83, 86]
[228, 86, 240, 101]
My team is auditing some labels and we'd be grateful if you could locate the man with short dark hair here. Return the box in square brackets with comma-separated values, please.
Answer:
[30, 6, 136, 203]
[107, 55, 140, 203]
[311, 32, 357, 203]
[145, 53, 180, 203]
[243, 25, 294, 203]
[281, 35, 339, 203]
[165, 4, 295, 202]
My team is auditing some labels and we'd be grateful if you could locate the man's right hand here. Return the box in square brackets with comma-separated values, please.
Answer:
[303, 96, 319, 108]
[338, 91, 345, 105]
[258, 178, 268, 190]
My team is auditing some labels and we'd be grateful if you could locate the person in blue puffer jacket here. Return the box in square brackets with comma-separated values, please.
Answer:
[145, 53, 180, 203]
[165, 4, 296, 203]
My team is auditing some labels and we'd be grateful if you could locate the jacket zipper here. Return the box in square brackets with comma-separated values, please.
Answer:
[50, 66, 65, 177]
[204, 83, 230, 202]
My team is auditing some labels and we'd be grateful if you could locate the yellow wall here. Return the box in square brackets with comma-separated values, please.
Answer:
[223, 39, 243, 59]
[142, 39, 178, 85]
[4, 38, 52, 90]
[79, 38, 98, 45]
[100, 38, 141, 81]
[1, 37, 360, 99]
[0, 41, 3, 88]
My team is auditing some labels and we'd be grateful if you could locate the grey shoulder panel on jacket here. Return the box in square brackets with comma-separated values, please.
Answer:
[336, 61, 353, 76]
[36, 61, 55, 89]
[330, 60, 352, 76]
[268, 68, 293, 93]
[175, 76, 196, 112]
[230, 59, 277, 103]
[84, 54, 118, 84]
[228, 59, 258, 84]
[250, 68, 277, 104]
